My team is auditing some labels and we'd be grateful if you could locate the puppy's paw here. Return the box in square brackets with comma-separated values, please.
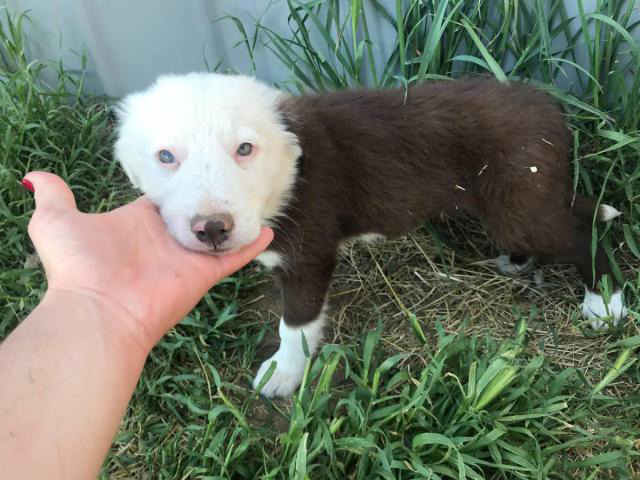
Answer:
[494, 254, 536, 275]
[581, 289, 627, 330]
[253, 351, 305, 398]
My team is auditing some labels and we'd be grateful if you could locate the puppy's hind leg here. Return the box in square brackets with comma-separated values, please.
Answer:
[253, 257, 335, 397]
[485, 201, 626, 329]
[570, 216, 627, 329]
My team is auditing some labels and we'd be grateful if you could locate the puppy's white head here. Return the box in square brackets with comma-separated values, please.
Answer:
[115, 73, 300, 253]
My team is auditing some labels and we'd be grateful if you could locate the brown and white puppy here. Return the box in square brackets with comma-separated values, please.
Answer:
[115, 73, 626, 397]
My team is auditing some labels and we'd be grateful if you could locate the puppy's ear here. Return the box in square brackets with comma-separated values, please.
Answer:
[282, 129, 302, 161]
[118, 154, 143, 190]
[275, 99, 303, 162]
[113, 95, 143, 189]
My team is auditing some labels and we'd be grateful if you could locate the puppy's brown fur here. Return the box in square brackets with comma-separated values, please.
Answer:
[267, 78, 613, 326]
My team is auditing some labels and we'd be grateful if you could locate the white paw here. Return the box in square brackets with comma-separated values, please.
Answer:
[253, 351, 305, 398]
[494, 254, 535, 275]
[581, 289, 627, 330]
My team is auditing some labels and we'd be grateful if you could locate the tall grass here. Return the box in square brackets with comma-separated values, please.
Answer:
[0, 10, 125, 335]
[0, 1, 639, 478]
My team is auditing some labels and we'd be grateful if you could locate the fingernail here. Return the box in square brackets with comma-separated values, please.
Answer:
[21, 178, 34, 193]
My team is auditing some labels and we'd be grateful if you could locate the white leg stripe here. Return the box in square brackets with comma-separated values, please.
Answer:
[494, 254, 535, 275]
[253, 305, 327, 397]
[581, 288, 627, 330]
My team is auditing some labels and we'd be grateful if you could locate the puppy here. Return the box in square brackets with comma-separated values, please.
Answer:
[115, 73, 627, 397]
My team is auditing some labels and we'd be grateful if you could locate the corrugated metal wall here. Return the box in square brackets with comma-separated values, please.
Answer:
[3, 0, 626, 97]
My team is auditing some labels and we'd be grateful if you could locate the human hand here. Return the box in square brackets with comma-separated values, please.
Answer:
[23, 172, 273, 354]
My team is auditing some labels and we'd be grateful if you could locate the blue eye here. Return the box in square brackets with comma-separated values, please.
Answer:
[158, 149, 176, 164]
[237, 142, 253, 156]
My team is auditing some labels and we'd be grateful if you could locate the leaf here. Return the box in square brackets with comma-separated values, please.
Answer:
[460, 19, 508, 83]
[335, 437, 378, 453]
[413, 432, 457, 449]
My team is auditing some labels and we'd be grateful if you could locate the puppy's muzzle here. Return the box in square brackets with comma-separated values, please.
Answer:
[191, 213, 235, 247]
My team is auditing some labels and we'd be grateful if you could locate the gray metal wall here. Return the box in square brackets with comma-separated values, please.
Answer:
[3, 0, 625, 97]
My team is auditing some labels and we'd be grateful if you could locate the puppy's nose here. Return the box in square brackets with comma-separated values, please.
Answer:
[191, 213, 235, 246]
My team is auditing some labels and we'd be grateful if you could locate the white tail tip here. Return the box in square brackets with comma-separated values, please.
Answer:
[598, 204, 621, 222]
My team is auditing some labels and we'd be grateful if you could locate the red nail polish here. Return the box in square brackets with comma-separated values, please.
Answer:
[21, 178, 34, 192]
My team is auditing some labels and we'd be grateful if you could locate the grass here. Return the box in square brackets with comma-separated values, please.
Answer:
[1, 1, 639, 478]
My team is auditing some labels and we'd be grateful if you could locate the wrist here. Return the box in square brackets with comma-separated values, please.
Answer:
[0, 287, 152, 480]
[40, 287, 153, 361]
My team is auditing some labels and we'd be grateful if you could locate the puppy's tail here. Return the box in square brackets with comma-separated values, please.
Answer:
[572, 194, 622, 222]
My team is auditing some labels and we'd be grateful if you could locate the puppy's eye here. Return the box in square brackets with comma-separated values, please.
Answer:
[158, 149, 176, 164]
[236, 143, 253, 156]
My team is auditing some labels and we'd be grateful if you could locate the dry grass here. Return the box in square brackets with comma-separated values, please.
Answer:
[244, 218, 640, 396]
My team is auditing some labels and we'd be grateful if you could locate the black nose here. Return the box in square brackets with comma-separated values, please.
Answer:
[191, 214, 234, 246]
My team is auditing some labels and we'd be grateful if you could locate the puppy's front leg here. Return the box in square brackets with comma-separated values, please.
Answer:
[252, 311, 327, 397]
[253, 259, 335, 397]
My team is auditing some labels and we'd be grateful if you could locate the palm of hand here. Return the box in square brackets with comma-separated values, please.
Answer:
[26, 173, 272, 350]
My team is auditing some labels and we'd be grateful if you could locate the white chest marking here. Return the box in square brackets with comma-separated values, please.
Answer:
[256, 250, 284, 269]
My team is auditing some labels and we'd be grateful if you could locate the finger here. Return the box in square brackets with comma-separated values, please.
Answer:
[24, 172, 77, 212]
[188, 227, 273, 282]
[110, 194, 158, 219]
[214, 227, 274, 276]
[126, 195, 157, 210]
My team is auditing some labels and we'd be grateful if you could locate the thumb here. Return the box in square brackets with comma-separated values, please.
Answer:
[190, 227, 274, 283]
[24, 172, 77, 212]
[213, 227, 275, 278]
